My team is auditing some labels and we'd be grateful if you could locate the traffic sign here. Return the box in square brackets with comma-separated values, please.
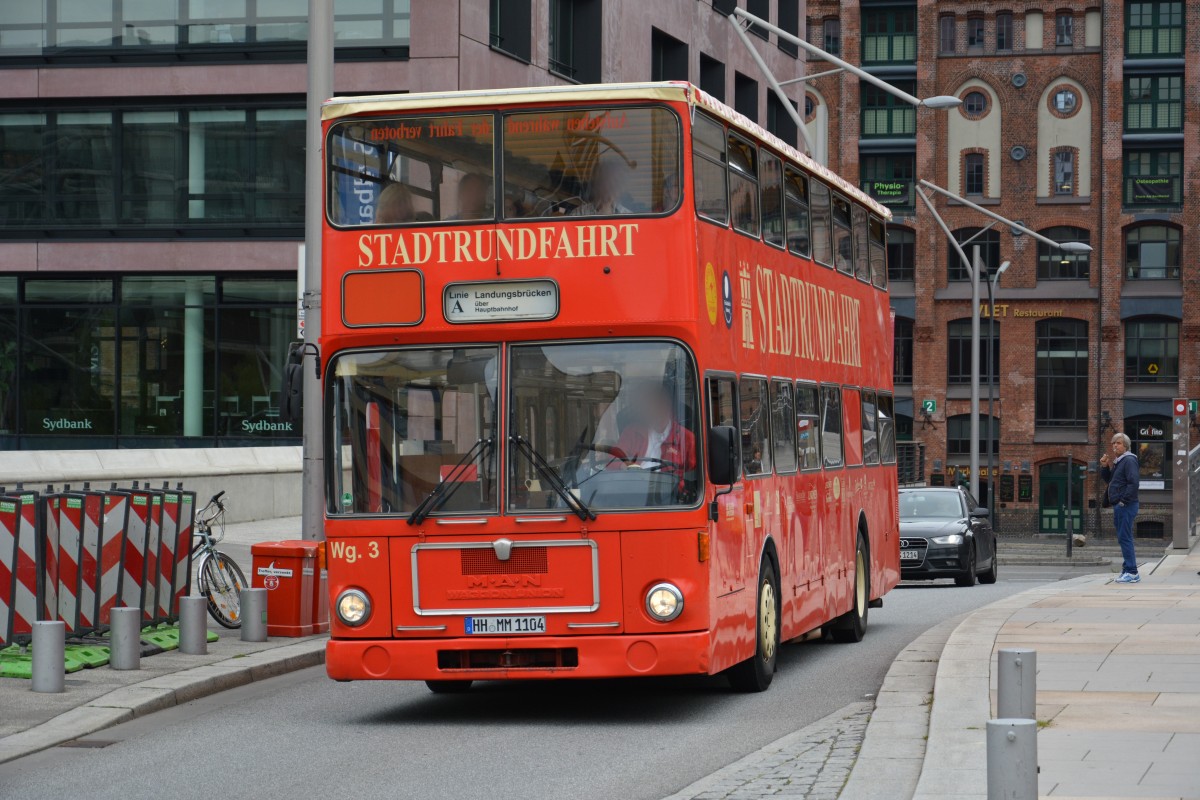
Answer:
[921, 399, 936, 415]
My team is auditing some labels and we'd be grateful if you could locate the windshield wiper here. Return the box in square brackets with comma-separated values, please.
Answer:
[510, 434, 596, 521]
[408, 437, 493, 525]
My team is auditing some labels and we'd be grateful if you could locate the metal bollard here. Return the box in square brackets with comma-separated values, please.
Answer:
[997, 648, 1037, 720]
[31, 620, 66, 693]
[178, 596, 208, 655]
[240, 588, 268, 642]
[987, 718, 1038, 800]
[109, 607, 142, 670]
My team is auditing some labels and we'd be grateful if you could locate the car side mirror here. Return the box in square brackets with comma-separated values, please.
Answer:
[707, 425, 739, 486]
[970, 507, 989, 519]
[280, 341, 306, 426]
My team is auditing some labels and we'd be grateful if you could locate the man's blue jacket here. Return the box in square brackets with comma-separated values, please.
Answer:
[1101, 452, 1140, 506]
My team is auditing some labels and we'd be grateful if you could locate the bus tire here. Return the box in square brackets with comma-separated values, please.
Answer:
[425, 680, 474, 694]
[726, 559, 780, 692]
[831, 532, 869, 644]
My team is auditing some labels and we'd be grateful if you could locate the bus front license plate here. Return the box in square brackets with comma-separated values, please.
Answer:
[900, 550, 921, 561]
[465, 616, 547, 635]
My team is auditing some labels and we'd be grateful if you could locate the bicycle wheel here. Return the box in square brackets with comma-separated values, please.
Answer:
[202, 552, 246, 629]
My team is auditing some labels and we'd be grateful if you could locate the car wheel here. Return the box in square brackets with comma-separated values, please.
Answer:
[978, 545, 998, 584]
[831, 533, 869, 643]
[727, 559, 780, 692]
[955, 545, 977, 587]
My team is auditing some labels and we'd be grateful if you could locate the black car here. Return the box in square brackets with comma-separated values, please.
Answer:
[898, 487, 997, 586]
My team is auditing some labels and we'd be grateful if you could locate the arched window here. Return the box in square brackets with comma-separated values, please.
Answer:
[948, 227, 1000, 281]
[948, 319, 999, 384]
[1124, 317, 1179, 383]
[1125, 415, 1170, 489]
[1037, 226, 1090, 280]
[947, 414, 1000, 456]
[1035, 319, 1088, 426]
[1125, 225, 1180, 279]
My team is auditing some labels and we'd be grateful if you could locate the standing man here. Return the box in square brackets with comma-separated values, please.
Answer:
[1100, 432, 1141, 584]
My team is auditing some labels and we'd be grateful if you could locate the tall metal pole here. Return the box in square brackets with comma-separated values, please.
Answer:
[986, 276, 996, 525]
[969, 245, 981, 503]
[302, 0, 333, 541]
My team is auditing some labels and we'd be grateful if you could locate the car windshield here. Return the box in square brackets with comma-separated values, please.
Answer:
[328, 347, 499, 515]
[508, 341, 699, 511]
[899, 492, 964, 520]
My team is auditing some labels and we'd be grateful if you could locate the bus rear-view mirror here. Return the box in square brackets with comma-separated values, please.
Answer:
[280, 341, 305, 426]
[707, 425, 738, 486]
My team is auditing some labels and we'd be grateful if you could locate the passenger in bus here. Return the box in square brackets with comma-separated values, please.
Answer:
[447, 173, 490, 221]
[611, 382, 696, 475]
[572, 158, 632, 217]
[655, 172, 680, 213]
[374, 182, 415, 223]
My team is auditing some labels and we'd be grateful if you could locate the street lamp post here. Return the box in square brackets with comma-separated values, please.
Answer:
[986, 261, 1011, 528]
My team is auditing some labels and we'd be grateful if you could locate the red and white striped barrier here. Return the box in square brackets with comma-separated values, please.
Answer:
[171, 491, 197, 620]
[77, 491, 104, 635]
[10, 490, 39, 645]
[57, 492, 86, 634]
[142, 488, 163, 624]
[97, 489, 129, 629]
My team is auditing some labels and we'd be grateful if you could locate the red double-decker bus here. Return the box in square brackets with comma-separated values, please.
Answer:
[320, 82, 899, 692]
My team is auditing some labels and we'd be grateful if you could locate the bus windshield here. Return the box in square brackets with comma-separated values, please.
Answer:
[508, 341, 699, 512]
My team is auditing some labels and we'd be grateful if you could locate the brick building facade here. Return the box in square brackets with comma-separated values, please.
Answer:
[799, 0, 1197, 536]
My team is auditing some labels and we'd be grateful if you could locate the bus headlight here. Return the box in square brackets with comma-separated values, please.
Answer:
[645, 583, 684, 622]
[336, 588, 371, 626]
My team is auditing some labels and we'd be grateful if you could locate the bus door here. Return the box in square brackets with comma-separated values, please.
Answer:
[706, 376, 745, 594]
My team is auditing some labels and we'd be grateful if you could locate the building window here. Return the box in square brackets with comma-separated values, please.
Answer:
[1125, 225, 1181, 279]
[862, 81, 916, 137]
[651, 28, 688, 82]
[1035, 319, 1088, 427]
[947, 415, 1000, 457]
[964, 152, 986, 195]
[1053, 150, 1075, 195]
[1037, 226, 1090, 280]
[1126, 416, 1170, 489]
[700, 53, 726, 102]
[1124, 149, 1182, 207]
[948, 227, 1000, 282]
[550, 0, 602, 83]
[893, 318, 913, 384]
[1051, 87, 1080, 116]
[1125, 318, 1179, 383]
[966, 15, 985, 48]
[823, 18, 841, 56]
[0, 104, 305, 236]
[713, 0, 737, 16]
[939, 15, 956, 54]
[948, 319, 1000, 385]
[1125, 75, 1183, 131]
[861, 154, 915, 210]
[962, 90, 989, 117]
[491, 0, 532, 60]
[746, 0, 770, 40]
[735, 73, 759, 122]
[862, 8, 916, 65]
[996, 12, 1013, 50]
[1126, 2, 1183, 58]
[1056, 12, 1074, 46]
[887, 227, 915, 282]
[766, 94, 799, 148]
[777, 0, 800, 56]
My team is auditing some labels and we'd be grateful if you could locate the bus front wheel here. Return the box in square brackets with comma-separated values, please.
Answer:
[831, 533, 869, 643]
[727, 560, 780, 692]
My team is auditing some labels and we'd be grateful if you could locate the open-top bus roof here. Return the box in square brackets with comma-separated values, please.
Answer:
[323, 81, 891, 220]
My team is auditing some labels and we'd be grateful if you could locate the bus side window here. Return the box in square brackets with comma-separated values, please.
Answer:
[877, 393, 897, 464]
[862, 390, 879, 465]
[761, 152, 785, 249]
[869, 215, 888, 289]
[728, 134, 759, 237]
[785, 168, 811, 258]
[739, 376, 771, 477]
[707, 376, 742, 481]
[810, 179, 833, 267]
[770, 380, 797, 473]
[843, 388, 863, 466]
[819, 384, 843, 468]
[795, 382, 821, 470]
[693, 115, 729, 224]
[852, 203, 870, 283]
[832, 194, 852, 275]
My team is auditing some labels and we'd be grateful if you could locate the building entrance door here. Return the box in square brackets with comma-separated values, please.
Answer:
[1038, 461, 1084, 533]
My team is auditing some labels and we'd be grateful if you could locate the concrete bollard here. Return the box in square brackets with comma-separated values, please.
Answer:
[31, 620, 66, 693]
[997, 648, 1037, 720]
[109, 607, 142, 670]
[240, 588, 268, 642]
[987, 718, 1038, 800]
[178, 596, 208, 655]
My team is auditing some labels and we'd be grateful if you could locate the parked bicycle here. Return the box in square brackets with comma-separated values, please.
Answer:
[192, 491, 247, 628]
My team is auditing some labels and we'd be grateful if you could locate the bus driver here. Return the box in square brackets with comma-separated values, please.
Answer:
[612, 382, 696, 477]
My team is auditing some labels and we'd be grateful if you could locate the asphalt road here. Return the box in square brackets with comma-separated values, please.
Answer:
[1, 565, 1108, 800]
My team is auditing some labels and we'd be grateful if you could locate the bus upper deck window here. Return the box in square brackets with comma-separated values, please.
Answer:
[831, 194, 852, 275]
[502, 106, 681, 219]
[692, 114, 728, 224]
[761, 153, 784, 249]
[869, 216, 888, 289]
[784, 168, 810, 258]
[728, 135, 759, 237]
[852, 204, 870, 282]
[327, 114, 496, 227]
[810, 179, 832, 267]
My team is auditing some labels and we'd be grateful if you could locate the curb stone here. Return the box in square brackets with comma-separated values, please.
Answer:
[0, 639, 326, 765]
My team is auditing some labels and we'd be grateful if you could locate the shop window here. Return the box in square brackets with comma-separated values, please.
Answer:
[1126, 416, 1170, 489]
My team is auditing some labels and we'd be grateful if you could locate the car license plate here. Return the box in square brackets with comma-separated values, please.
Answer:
[900, 549, 921, 561]
[465, 615, 546, 635]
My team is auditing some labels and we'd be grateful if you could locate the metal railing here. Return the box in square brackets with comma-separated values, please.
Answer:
[898, 442, 925, 486]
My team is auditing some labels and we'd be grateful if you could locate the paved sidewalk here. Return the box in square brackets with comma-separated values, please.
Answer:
[0, 516, 322, 765]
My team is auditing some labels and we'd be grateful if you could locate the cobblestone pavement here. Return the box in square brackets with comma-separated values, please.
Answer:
[661, 701, 874, 800]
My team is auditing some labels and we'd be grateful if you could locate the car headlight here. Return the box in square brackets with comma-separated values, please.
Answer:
[645, 582, 684, 621]
[931, 534, 964, 545]
[336, 588, 371, 626]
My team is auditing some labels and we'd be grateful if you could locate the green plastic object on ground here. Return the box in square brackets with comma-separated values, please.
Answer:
[0, 643, 87, 679]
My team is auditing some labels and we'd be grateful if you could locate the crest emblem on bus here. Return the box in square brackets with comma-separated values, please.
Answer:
[492, 538, 514, 562]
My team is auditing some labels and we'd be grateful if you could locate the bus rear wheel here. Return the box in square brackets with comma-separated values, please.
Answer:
[425, 680, 473, 694]
[727, 560, 780, 692]
[831, 533, 869, 643]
